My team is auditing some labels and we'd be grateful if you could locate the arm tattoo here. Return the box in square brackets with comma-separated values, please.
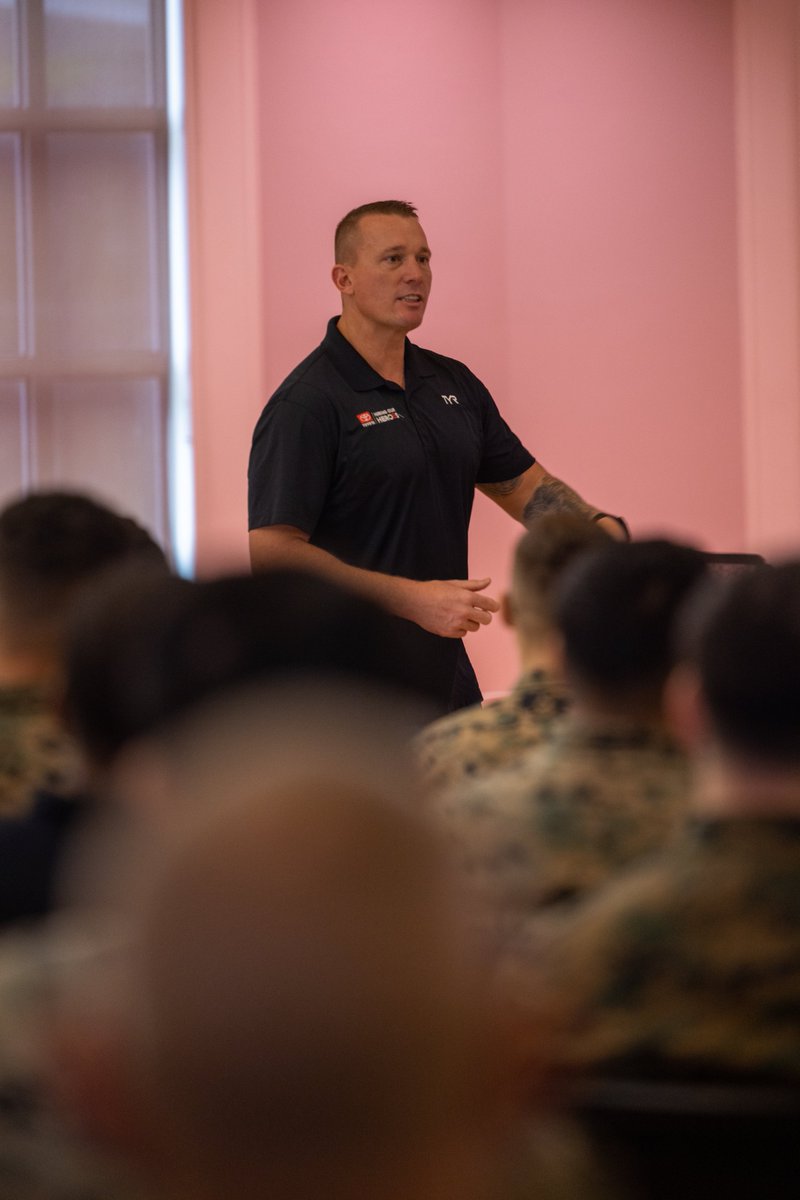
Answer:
[480, 475, 523, 499]
[522, 473, 596, 525]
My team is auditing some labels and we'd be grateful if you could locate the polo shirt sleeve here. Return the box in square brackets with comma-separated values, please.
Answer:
[474, 380, 535, 485]
[247, 395, 337, 535]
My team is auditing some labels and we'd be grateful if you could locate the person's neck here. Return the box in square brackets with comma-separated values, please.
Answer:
[517, 638, 563, 678]
[336, 314, 407, 387]
[569, 687, 667, 734]
[692, 746, 800, 819]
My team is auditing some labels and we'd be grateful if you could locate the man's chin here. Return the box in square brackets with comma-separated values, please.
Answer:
[397, 307, 426, 332]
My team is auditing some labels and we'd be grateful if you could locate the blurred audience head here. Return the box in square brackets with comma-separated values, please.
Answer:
[64, 567, 437, 774]
[504, 514, 612, 650]
[554, 538, 708, 716]
[53, 687, 514, 1200]
[0, 490, 168, 681]
[678, 560, 800, 770]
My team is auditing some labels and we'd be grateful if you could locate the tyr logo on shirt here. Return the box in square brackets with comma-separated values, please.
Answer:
[441, 395, 459, 405]
[356, 407, 403, 428]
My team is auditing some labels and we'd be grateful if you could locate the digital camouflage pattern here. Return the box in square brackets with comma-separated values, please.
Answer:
[537, 816, 800, 1080]
[433, 717, 690, 919]
[0, 685, 84, 817]
[416, 668, 570, 793]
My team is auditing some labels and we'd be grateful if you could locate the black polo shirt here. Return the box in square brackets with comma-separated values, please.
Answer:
[248, 317, 535, 709]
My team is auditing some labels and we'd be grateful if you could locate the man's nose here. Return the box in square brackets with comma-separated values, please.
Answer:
[403, 256, 423, 280]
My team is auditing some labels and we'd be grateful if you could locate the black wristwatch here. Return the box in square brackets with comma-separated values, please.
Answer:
[591, 512, 631, 541]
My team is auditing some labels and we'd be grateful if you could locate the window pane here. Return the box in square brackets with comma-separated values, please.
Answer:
[43, 0, 155, 107]
[38, 132, 165, 358]
[0, 380, 27, 507]
[32, 377, 167, 544]
[0, 0, 18, 107]
[0, 134, 22, 356]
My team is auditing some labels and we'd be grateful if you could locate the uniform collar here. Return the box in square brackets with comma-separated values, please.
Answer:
[323, 317, 436, 392]
[555, 716, 684, 756]
[690, 813, 800, 847]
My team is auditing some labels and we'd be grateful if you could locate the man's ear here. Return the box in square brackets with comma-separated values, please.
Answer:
[500, 593, 514, 629]
[331, 264, 353, 295]
[664, 663, 711, 750]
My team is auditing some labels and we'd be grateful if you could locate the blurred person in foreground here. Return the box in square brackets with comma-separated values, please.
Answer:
[0, 570, 440, 1200]
[0, 490, 168, 817]
[534, 560, 800, 1083]
[433, 539, 708, 934]
[416, 515, 611, 793]
[48, 686, 523, 1200]
[0, 491, 170, 1200]
[62, 565, 439, 782]
[0, 491, 169, 927]
[15, 560, 439, 1004]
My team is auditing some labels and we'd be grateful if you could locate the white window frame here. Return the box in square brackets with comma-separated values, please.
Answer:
[0, 0, 193, 570]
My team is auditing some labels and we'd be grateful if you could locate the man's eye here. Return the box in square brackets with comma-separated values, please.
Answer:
[385, 254, 401, 264]
[419, 256, 430, 266]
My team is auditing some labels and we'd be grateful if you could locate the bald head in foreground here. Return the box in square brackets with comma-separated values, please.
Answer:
[55, 686, 516, 1200]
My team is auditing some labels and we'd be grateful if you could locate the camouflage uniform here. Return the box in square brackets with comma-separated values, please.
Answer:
[415, 667, 570, 793]
[536, 816, 800, 1080]
[0, 685, 84, 818]
[434, 717, 690, 921]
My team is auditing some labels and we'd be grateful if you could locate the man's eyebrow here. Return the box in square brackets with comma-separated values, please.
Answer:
[379, 243, 432, 255]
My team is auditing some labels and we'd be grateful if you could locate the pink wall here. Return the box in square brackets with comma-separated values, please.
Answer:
[255, 0, 507, 393]
[189, 0, 746, 695]
[185, 0, 267, 573]
[501, 0, 743, 542]
[735, 0, 800, 561]
[471, 0, 743, 691]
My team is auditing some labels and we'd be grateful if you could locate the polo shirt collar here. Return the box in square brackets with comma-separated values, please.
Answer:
[323, 317, 436, 392]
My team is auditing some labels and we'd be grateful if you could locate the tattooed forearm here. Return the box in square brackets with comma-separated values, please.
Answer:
[522, 473, 597, 526]
[480, 475, 523, 499]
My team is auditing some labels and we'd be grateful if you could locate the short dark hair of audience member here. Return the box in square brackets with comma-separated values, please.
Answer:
[334, 199, 418, 264]
[54, 688, 516, 1200]
[680, 560, 800, 768]
[554, 539, 709, 715]
[0, 490, 169, 669]
[0, 493, 171, 924]
[63, 567, 439, 773]
[504, 514, 613, 646]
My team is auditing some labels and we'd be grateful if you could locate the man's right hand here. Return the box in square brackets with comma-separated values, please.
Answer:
[249, 528, 499, 639]
[405, 577, 500, 638]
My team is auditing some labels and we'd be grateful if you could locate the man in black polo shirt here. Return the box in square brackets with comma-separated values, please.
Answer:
[248, 200, 626, 712]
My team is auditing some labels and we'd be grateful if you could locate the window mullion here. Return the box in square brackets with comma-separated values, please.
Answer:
[19, 0, 45, 112]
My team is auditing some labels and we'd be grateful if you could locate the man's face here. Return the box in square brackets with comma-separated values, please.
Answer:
[339, 213, 432, 334]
